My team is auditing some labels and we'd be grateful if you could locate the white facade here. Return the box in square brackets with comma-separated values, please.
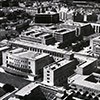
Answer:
[2, 48, 52, 77]
[59, 7, 74, 21]
[69, 73, 100, 95]
[90, 23, 100, 33]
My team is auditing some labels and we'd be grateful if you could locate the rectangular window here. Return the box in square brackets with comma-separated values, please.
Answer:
[47, 81, 49, 83]
[6, 56, 8, 59]
[47, 74, 50, 76]
[47, 70, 50, 73]
[29, 62, 30, 64]
[47, 77, 50, 80]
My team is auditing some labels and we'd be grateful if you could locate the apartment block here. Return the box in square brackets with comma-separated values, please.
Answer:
[43, 58, 77, 86]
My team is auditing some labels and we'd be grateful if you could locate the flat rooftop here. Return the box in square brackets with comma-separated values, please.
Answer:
[23, 29, 35, 35]
[22, 31, 51, 39]
[9, 39, 67, 55]
[15, 82, 40, 97]
[45, 59, 74, 71]
[26, 21, 89, 37]
[48, 22, 90, 33]
[71, 73, 100, 91]
[55, 28, 75, 34]
[74, 53, 97, 68]
[9, 48, 49, 60]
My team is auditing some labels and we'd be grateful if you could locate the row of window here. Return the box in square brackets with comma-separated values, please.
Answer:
[13, 44, 64, 57]
[29, 47, 64, 57]
[7, 66, 22, 72]
[21, 65, 31, 69]
[78, 86, 99, 94]
[6, 56, 31, 64]
[46, 70, 50, 83]
[7, 64, 32, 73]
[93, 25, 100, 33]
[7, 61, 30, 69]
[9, 57, 26, 63]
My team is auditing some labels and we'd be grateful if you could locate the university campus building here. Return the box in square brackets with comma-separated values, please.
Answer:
[2, 47, 54, 78]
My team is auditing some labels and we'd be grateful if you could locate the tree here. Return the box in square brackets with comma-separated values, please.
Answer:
[3, 84, 15, 93]
[94, 96, 99, 100]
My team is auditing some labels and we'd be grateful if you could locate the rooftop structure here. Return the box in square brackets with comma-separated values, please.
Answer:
[20, 30, 55, 45]
[48, 21, 94, 42]
[69, 73, 100, 95]
[44, 59, 74, 71]
[9, 39, 70, 60]
[20, 21, 94, 46]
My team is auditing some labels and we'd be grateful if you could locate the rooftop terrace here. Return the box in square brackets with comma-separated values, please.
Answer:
[45, 59, 74, 71]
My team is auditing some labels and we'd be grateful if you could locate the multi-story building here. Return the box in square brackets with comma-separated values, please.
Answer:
[19, 21, 94, 48]
[69, 73, 100, 96]
[2, 48, 54, 78]
[35, 12, 59, 23]
[8, 39, 71, 60]
[43, 57, 77, 86]
[54, 28, 76, 43]
[20, 30, 55, 45]
[49, 22, 94, 43]
[74, 53, 97, 75]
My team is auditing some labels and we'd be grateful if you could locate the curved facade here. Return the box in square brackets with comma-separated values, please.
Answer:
[2, 49, 53, 78]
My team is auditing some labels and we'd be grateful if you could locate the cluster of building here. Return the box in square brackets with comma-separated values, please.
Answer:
[0, 0, 100, 100]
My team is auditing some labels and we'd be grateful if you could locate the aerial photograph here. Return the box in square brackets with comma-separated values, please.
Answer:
[0, 0, 100, 100]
